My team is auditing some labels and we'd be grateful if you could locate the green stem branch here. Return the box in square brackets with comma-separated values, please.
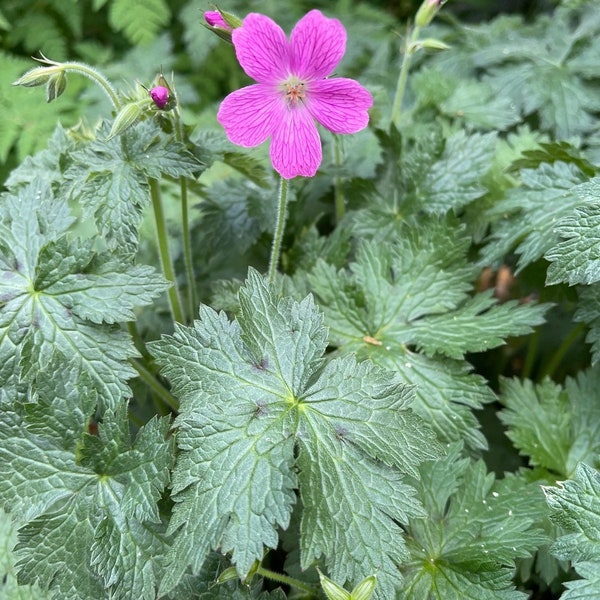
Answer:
[391, 23, 421, 127]
[268, 177, 289, 284]
[539, 323, 585, 381]
[255, 566, 318, 595]
[61, 62, 121, 110]
[333, 135, 345, 223]
[173, 108, 197, 321]
[130, 357, 179, 412]
[149, 178, 185, 324]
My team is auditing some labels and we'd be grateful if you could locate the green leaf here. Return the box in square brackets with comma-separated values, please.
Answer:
[481, 161, 588, 271]
[574, 284, 600, 365]
[508, 141, 597, 178]
[399, 444, 548, 599]
[546, 179, 600, 285]
[150, 269, 440, 598]
[108, 0, 170, 45]
[308, 219, 549, 449]
[65, 120, 200, 254]
[474, 5, 600, 138]
[498, 366, 600, 478]
[544, 462, 600, 596]
[0, 384, 174, 600]
[0, 178, 169, 411]
[559, 562, 600, 600]
[409, 130, 497, 214]
[0, 508, 52, 600]
[439, 80, 522, 131]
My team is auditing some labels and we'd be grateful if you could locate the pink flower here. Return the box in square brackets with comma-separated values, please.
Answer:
[150, 86, 169, 109]
[204, 10, 232, 31]
[217, 10, 373, 179]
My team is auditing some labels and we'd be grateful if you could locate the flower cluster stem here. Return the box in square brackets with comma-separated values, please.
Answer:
[61, 62, 121, 110]
[149, 178, 185, 324]
[268, 176, 289, 284]
[391, 23, 421, 126]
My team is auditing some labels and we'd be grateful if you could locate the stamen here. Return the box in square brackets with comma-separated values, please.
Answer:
[283, 80, 306, 107]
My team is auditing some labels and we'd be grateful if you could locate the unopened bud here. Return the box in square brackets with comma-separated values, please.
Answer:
[46, 71, 67, 102]
[106, 100, 148, 140]
[351, 575, 377, 600]
[317, 569, 351, 600]
[13, 65, 63, 88]
[415, 0, 445, 28]
[408, 38, 451, 53]
[203, 8, 241, 43]
[150, 86, 169, 109]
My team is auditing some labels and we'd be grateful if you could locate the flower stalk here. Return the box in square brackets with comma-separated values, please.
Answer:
[391, 23, 421, 127]
[268, 177, 289, 284]
[149, 178, 185, 324]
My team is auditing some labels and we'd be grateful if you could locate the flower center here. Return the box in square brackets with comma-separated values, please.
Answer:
[282, 77, 306, 107]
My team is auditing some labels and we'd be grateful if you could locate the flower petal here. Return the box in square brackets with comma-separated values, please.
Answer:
[290, 10, 346, 79]
[306, 78, 373, 134]
[270, 107, 322, 179]
[233, 13, 289, 83]
[217, 84, 283, 147]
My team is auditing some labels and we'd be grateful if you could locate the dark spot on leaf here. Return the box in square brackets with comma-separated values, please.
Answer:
[252, 357, 268, 371]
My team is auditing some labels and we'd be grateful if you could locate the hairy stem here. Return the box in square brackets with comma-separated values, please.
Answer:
[130, 357, 179, 412]
[149, 178, 185, 324]
[61, 62, 121, 110]
[334, 135, 345, 223]
[268, 177, 289, 284]
[539, 323, 586, 380]
[256, 566, 318, 595]
[391, 23, 421, 127]
[173, 107, 197, 322]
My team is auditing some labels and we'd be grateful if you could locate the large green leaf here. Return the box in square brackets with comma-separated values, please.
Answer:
[150, 269, 441, 599]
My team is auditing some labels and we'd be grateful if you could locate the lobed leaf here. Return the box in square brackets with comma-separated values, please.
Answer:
[150, 269, 440, 598]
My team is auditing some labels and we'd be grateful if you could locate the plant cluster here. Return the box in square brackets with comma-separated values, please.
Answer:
[2, 1, 600, 599]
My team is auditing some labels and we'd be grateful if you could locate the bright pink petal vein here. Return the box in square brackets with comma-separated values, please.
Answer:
[232, 13, 289, 83]
[289, 10, 346, 79]
[270, 108, 322, 179]
[307, 78, 373, 134]
[217, 84, 282, 147]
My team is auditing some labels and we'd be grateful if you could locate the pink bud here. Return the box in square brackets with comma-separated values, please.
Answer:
[204, 10, 232, 31]
[150, 86, 169, 109]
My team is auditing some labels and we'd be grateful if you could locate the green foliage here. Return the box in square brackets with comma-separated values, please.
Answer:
[308, 218, 548, 449]
[544, 463, 600, 598]
[150, 270, 440, 598]
[498, 367, 600, 479]
[107, 0, 171, 45]
[545, 179, 600, 286]
[399, 444, 548, 599]
[481, 162, 589, 272]
[65, 120, 201, 254]
[4, 0, 600, 598]
[0, 177, 169, 409]
[0, 371, 174, 599]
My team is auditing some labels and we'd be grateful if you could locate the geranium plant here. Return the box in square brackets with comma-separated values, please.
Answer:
[2, 1, 600, 599]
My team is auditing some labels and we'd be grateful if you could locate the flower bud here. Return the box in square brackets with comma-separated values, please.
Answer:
[203, 8, 241, 43]
[204, 10, 230, 30]
[317, 569, 351, 600]
[415, 0, 445, 28]
[46, 71, 67, 102]
[106, 100, 148, 140]
[150, 85, 169, 109]
[13, 65, 62, 88]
